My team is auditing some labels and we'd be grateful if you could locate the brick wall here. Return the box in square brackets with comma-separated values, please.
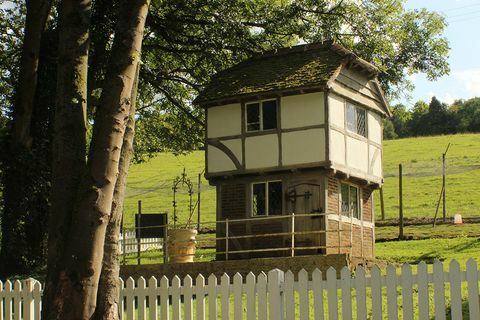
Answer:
[325, 176, 375, 259]
[220, 183, 247, 219]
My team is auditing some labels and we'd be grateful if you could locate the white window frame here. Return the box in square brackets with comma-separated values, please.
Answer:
[251, 180, 282, 216]
[340, 182, 361, 220]
[345, 102, 368, 138]
[245, 99, 277, 132]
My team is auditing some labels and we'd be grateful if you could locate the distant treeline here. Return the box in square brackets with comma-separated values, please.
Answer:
[384, 96, 480, 139]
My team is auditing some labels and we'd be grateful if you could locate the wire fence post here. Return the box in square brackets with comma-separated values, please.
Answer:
[399, 164, 404, 240]
[442, 152, 447, 222]
[380, 187, 385, 220]
[291, 212, 295, 257]
[225, 218, 229, 261]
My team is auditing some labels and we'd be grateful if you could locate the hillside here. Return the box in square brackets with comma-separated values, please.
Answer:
[124, 133, 480, 228]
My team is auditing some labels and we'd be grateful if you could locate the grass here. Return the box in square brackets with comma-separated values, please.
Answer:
[124, 133, 480, 228]
[376, 133, 480, 220]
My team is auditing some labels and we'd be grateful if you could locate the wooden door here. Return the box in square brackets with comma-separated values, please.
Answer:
[286, 182, 324, 255]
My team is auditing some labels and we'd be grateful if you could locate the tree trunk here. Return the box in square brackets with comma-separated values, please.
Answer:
[95, 62, 140, 320]
[44, 0, 150, 318]
[41, 0, 91, 317]
[0, 0, 53, 279]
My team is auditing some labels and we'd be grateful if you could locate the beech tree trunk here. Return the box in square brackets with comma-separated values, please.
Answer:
[43, 0, 150, 318]
[0, 0, 53, 278]
[41, 0, 91, 317]
[95, 62, 140, 320]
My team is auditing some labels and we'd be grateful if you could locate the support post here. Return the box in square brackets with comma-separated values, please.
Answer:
[137, 200, 142, 265]
[291, 213, 295, 257]
[380, 187, 385, 220]
[225, 218, 229, 261]
[197, 173, 201, 230]
[399, 164, 404, 240]
[442, 153, 446, 222]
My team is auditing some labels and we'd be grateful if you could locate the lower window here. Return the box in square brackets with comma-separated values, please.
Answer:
[252, 181, 282, 216]
[340, 183, 360, 219]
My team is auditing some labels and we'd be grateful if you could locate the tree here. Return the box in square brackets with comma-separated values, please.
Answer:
[390, 104, 412, 138]
[0, 0, 53, 278]
[42, 0, 150, 318]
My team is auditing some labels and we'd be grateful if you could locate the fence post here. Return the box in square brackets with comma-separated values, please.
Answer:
[380, 187, 385, 220]
[268, 269, 284, 320]
[163, 226, 168, 264]
[225, 218, 229, 261]
[291, 213, 295, 257]
[399, 164, 404, 240]
[137, 200, 142, 265]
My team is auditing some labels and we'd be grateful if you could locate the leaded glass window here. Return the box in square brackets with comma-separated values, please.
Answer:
[252, 181, 282, 216]
[340, 183, 360, 219]
[346, 103, 367, 138]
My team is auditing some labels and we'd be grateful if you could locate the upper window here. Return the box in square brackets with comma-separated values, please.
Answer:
[340, 183, 360, 219]
[252, 181, 282, 216]
[346, 103, 367, 137]
[246, 100, 277, 132]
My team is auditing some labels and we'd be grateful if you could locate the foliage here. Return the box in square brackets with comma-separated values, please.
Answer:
[386, 96, 480, 139]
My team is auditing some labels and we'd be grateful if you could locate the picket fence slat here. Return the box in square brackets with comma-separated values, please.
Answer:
[284, 271, 295, 320]
[246, 272, 256, 320]
[159, 276, 169, 320]
[207, 274, 217, 320]
[433, 260, 446, 320]
[298, 269, 309, 320]
[401, 263, 413, 320]
[355, 266, 367, 320]
[184, 275, 193, 320]
[233, 273, 243, 320]
[220, 274, 230, 320]
[370, 265, 382, 320]
[386, 264, 398, 320]
[257, 272, 267, 320]
[3, 258, 480, 320]
[449, 260, 462, 320]
[466, 258, 480, 319]
[171, 276, 181, 320]
[196, 275, 206, 320]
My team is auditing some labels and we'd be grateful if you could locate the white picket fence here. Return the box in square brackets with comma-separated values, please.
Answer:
[1, 259, 479, 319]
[120, 231, 163, 255]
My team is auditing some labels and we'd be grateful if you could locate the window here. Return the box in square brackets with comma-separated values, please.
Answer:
[340, 183, 360, 219]
[346, 103, 367, 137]
[246, 100, 277, 132]
[252, 181, 282, 216]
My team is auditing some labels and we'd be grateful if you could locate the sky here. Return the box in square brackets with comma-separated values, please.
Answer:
[399, 0, 480, 107]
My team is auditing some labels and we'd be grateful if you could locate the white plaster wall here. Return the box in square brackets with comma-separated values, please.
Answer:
[369, 145, 382, 177]
[281, 92, 324, 129]
[282, 128, 325, 166]
[346, 137, 369, 172]
[207, 103, 241, 138]
[328, 93, 345, 129]
[329, 129, 345, 165]
[207, 145, 236, 173]
[368, 111, 382, 144]
[245, 134, 278, 169]
[221, 139, 242, 166]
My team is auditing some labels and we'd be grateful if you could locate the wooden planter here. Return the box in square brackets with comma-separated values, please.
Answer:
[167, 228, 197, 263]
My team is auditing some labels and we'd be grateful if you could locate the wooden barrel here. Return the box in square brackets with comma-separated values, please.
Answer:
[167, 228, 197, 263]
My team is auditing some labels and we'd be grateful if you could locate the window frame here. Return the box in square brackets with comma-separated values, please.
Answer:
[251, 180, 283, 217]
[340, 182, 361, 220]
[245, 99, 278, 133]
[345, 102, 368, 138]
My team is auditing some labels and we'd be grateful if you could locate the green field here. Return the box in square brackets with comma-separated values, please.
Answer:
[124, 133, 480, 228]
[377, 133, 480, 220]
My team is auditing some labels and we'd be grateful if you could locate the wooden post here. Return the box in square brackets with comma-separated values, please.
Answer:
[225, 218, 229, 261]
[380, 187, 385, 220]
[399, 164, 404, 240]
[137, 200, 142, 265]
[197, 173, 201, 230]
[442, 153, 446, 222]
[163, 226, 168, 264]
[291, 213, 295, 257]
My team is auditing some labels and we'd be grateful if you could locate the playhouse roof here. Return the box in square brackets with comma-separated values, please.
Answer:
[194, 41, 381, 106]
